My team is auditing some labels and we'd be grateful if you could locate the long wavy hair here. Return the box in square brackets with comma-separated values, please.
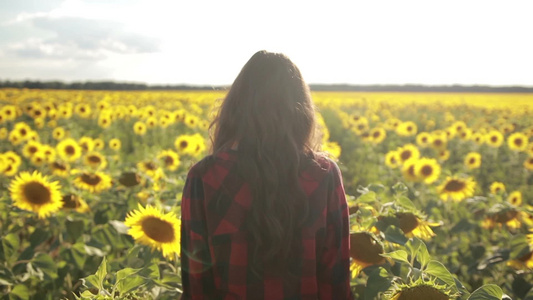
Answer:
[208, 50, 321, 276]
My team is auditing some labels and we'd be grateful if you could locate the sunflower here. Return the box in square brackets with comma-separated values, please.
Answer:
[83, 152, 108, 169]
[397, 144, 420, 164]
[14, 122, 32, 141]
[385, 150, 401, 169]
[93, 138, 105, 150]
[22, 141, 42, 158]
[395, 212, 437, 240]
[464, 152, 482, 170]
[1, 105, 17, 121]
[75, 103, 92, 118]
[61, 194, 90, 213]
[137, 161, 164, 180]
[508, 132, 529, 152]
[98, 114, 112, 128]
[437, 176, 476, 202]
[416, 132, 432, 148]
[471, 132, 485, 145]
[30, 152, 46, 166]
[118, 172, 143, 187]
[507, 191, 522, 206]
[108, 139, 121, 151]
[438, 149, 450, 161]
[352, 118, 369, 136]
[9, 171, 62, 218]
[50, 161, 70, 177]
[527, 142, 533, 156]
[414, 157, 441, 184]
[134, 121, 147, 135]
[349, 231, 386, 278]
[73, 171, 113, 193]
[322, 141, 341, 160]
[52, 127, 66, 140]
[146, 116, 158, 128]
[175, 135, 195, 155]
[482, 206, 521, 230]
[79, 137, 95, 153]
[8, 130, 23, 146]
[401, 158, 420, 182]
[489, 181, 505, 195]
[430, 133, 447, 150]
[452, 120, 467, 133]
[507, 251, 533, 270]
[57, 138, 82, 162]
[523, 156, 533, 170]
[0, 127, 8, 139]
[2, 151, 22, 176]
[485, 130, 504, 148]
[41, 145, 57, 163]
[369, 127, 386, 144]
[388, 280, 452, 300]
[124, 204, 181, 260]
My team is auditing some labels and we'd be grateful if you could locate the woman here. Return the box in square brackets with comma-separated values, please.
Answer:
[180, 50, 352, 299]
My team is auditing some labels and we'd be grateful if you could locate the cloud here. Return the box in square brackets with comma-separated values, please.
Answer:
[6, 15, 160, 61]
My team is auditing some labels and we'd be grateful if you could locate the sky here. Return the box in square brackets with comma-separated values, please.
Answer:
[0, 0, 532, 87]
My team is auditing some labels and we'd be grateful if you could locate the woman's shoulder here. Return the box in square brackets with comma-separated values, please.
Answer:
[188, 149, 238, 175]
[302, 152, 341, 179]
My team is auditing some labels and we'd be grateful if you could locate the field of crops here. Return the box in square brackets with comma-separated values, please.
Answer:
[1, 88, 532, 300]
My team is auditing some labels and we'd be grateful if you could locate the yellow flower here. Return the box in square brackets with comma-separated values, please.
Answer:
[9, 171, 62, 218]
[438, 149, 450, 161]
[109, 138, 121, 151]
[437, 176, 476, 202]
[507, 250, 533, 270]
[508, 132, 529, 152]
[416, 132, 432, 148]
[61, 194, 90, 213]
[397, 144, 420, 164]
[137, 161, 164, 180]
[322, 141, 341, 160]
[79, 137, 95, 153]
[83, 152, 108, 170]
[124, 205, 181, 260]
[464, 152, 482, 169]
[349, 232, 385, 278]
[471, 132, 485, 145]
[401, 158, 420, 182]
[507, 191, 522, 206]
[385, 150, 401, 169]
[389, 281, 451, 300]
[524, 156, 533, 170]
[93, 138, 105, 150]
[50, 161, 70, 177]
[486, 130, 504, 148]
[57, 138, 82, 162]
[489, 181, 505, 194]
[22, 141, 42, 158]
[133, 121, 147, 135]
[414, 157, 441, 184]
[52, 127, 66, 140]
[73, 171, 113, 193]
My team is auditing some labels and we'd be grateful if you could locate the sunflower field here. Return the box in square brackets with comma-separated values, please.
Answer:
[0, 88, 532, 300]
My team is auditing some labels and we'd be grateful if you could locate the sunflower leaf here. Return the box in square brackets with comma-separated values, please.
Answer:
[467, 284, 503, 300]
[85, 257, 107, 291]
[382, 250, 410, 265]
[357, 191, 377, 204]
[364, 267, 392, 300]
[1, 233, 20, 262]
[406, 238, 430, 268]
[396, 196, 417, 211]
[425, 260, 458, 293]
[383, 225, 408, 245]
[32, 253, 58, 280]
[9, 284, 30, 300]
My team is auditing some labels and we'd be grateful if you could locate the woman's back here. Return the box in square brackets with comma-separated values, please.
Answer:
[181, 149, 352, 299]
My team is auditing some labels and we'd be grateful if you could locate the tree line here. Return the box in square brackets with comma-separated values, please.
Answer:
[0, 80, 532, 93]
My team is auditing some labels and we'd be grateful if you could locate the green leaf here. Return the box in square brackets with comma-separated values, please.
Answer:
[383, 225, 408, 245]
[66, 219, 85, 243]
[116, 275, 145, 295]
[382, 250, 410, 265]
[467, 284, 503, 300]
[9, 284, 30, 300]
[70, 243, 87, 269]
[357, 191, 377, 204]
[406, 238, 430, 268]
[364, 267, 392, 300]
[29, 228, 50, 248]
[32, 253, 58, 280]
[425, 260, 458, 293]
[1, 233, 20, 262]
[396, 196, 417, 211]
[85, 257, 107, 291]
[392, 182, 408, 194]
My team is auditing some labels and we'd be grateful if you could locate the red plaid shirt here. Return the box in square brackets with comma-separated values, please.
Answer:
[180, 150, 352, 300]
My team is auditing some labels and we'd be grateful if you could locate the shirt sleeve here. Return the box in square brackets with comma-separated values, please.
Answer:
[180, 167, 216, 300]
[317, 161, 353, 299]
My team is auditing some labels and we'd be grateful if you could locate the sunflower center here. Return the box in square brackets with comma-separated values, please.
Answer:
[421, 137, 427, 143]
[349, 232, 385, 265]
[62, 194, 80, 209]
[144, 162, 157, 170]
[469, 158, 476, 164]
[395, 285, 449, 300]
[493, 209, 518, 223]
[23, 182, 51, 205]
[400, 150, 412, 161]
[519, 251, 533, 262]
[88, 155, 102, 163]
[180, 141, 188, 149]
[513, 138, 523, 146]
[490, 136, 498, 143]
[164, 156, 174, 166]
[434, 139, 442, 146]
[373, 131, 380, 138]
[29, 146, 38, 154]
[421, 165, 433, 176]
[81, 173, 102, 186]
[444, 179, 465, 192]
[397, 213, 419, 234]
[52, 162, 67, 171]
[65, 145, 76, 155]
[141, 217, 175, 243]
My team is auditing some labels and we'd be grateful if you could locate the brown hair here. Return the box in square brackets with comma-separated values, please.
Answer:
[209, 50, 321, 276]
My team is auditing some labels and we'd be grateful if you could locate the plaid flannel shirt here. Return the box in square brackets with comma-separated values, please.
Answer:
[181, 150, 352, 300]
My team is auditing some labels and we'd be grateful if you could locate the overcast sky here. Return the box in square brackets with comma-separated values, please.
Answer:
[1, 0, 532, 86]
